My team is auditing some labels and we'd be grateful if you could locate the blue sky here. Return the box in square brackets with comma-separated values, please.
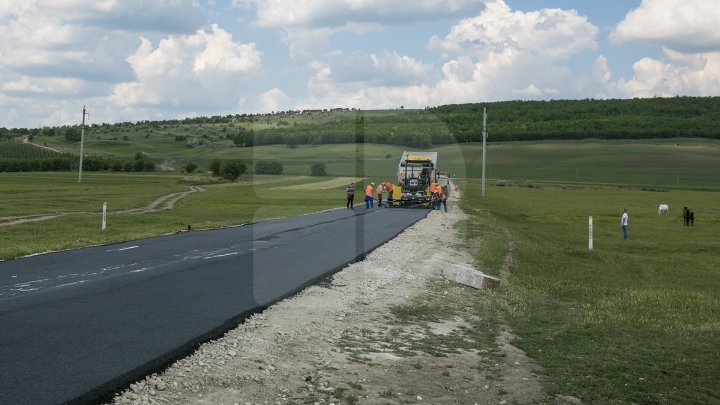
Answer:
[1, 0, 719, 128]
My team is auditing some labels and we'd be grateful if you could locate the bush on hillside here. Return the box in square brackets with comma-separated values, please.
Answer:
[310, 162, 326, 176]
[255, 160, 283, 175]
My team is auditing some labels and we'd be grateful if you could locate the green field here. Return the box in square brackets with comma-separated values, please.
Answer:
[460, 182, 720, 403]
[2, 138, 719, 402]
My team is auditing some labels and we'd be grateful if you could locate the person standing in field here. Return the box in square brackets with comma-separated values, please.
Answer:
[345, 183, 355, 209]
[620, 208, 629, 240]
[365, 182, 374, 209]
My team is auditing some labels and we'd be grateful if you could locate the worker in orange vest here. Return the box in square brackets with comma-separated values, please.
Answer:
[376, 182, 385, 207]
[364, 182, 374, 208]
[385, 182, 394, 204]
[436, 188, 447, 212]
[429, 182, 437, 195]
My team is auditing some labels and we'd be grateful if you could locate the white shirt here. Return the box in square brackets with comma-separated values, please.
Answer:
[621, 212, 628, 226]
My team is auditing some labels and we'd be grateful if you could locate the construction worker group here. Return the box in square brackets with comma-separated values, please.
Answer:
[349, 180, 446, 211]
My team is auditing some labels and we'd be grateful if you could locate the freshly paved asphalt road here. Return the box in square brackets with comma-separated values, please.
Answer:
[0, 207, 429, 405]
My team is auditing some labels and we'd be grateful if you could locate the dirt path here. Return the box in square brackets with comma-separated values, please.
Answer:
[0, 186, 205, 227]
[110, 189, 548, 405]
[21, 135, 63, 153]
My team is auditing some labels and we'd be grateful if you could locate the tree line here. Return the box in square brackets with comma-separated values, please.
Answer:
[3, 97, 719, 149]
[0, 142, 155, 173]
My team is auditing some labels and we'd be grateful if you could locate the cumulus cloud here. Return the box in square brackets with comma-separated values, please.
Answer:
[256, 88, 288, 112]
[610, 0, 720, 98]
[298, 0, 604, 110]
[616, 48, 720, 97]
[0, 0, 211, 126]
[611, 0, 720, 52]
[429, 0, 597, 59]
[108, 25, 262, 111]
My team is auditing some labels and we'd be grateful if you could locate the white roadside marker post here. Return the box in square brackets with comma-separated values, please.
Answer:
[102, 202, 107, 230]
[588, 216, 593, 250]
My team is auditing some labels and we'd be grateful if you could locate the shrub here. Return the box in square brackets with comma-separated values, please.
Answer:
[255, 160, 283, 175]
[184, 162, 197, 173]
[221, 161, 247, 181]
[310, 162, 326, 176]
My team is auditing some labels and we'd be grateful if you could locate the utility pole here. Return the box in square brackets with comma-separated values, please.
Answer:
[481, 107, 487, 197]
[78, 106, 89, 183]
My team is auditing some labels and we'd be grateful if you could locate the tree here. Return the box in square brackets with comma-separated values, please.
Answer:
[63, 127, 81, 142]
[310, 162, 326, 176]
[184, 162, 197, 173]
[209, 159, 222, 176]
[221, 161, 247, 181]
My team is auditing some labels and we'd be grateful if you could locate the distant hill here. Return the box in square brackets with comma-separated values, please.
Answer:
[2, 97, 719, 155]
[430, 97, 720, 142]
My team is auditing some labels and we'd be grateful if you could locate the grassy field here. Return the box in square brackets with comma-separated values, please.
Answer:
[460, 182, 720, 403]
[0, 172, 355, 260]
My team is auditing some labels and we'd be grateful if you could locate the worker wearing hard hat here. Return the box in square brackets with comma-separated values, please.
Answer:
[385, 182, 394, 204]
[364, 182, 375, 209]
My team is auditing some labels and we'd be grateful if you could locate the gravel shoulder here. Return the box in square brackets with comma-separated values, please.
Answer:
[111, 191, 548, 405]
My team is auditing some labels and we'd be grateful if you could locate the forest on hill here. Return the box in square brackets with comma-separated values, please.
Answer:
[1, 97, 719, 151]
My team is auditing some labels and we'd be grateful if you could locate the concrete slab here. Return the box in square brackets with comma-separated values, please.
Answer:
[443, 263, 500, 289]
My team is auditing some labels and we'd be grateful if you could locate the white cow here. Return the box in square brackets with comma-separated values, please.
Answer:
[658, 204, 669, 215]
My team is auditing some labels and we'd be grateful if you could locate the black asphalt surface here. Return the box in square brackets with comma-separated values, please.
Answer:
[0, 207, 429, 405]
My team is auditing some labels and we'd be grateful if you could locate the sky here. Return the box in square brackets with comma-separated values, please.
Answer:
[1, 0, 719, 128]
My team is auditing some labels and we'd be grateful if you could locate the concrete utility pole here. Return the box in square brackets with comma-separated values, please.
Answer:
[481, 107, 487, 197]
[78, 106, 89, 183]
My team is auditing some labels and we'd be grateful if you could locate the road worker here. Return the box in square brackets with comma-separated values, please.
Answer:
[385, 182, 394, 205]
[436, 188, 447, 212]
[376, 182, 384, 207]
[429, 181, 437, 195]
[365, 182, 374, 208]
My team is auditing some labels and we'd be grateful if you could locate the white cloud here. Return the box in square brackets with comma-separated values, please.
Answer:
[109, 25, 262, 111]
[0, 0, 212, 126]
[616, 48, 720, 97]
[299, 0, 601, 110]
[610, 0, 720, 98]
[429, 0, 597, 59]
[256, 88, 288, 112]
[612, 0, 720, 52]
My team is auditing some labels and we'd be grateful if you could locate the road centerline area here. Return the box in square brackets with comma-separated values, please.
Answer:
[0, 208, 428, 405]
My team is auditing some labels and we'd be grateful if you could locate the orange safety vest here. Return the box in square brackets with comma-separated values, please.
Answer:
[429, 182, 437, 193]
[385, 183, 393, 193]
[376, 184, 383, 195]
[365, 185, 373, 197]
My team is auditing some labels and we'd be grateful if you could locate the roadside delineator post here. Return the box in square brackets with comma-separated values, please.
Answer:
[102, 202, 107, 230]
[589, 216, 593, 251]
